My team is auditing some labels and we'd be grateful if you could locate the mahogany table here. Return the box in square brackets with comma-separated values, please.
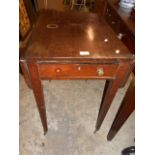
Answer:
[20, 10, 134, 135]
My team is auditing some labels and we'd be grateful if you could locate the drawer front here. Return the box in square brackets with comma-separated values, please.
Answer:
[38, 64, 118, 79]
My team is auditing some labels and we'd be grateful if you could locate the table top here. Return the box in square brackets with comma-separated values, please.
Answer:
[24, 10, 133, 62]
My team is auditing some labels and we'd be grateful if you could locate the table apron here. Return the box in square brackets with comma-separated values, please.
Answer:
[38, 63, 119, 80]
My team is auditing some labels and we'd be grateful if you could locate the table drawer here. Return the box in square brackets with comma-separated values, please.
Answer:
[38, 64, 118, 79]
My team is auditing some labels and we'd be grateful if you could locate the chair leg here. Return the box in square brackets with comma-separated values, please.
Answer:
[84, 0, 86, 8]
[79, 0, 86, 10]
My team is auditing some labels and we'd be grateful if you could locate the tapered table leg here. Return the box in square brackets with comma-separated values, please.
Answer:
[28, 62, 48, 135]
[94, 80, 110, 133]
[98, 80, 110, 118]
[95, 63, 133, 133]
[20, 60, 32, 89]
[95, 79, 121, 132]
[107, 78, 135, 141]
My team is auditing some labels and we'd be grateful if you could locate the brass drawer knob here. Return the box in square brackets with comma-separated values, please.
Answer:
[97, 68, 104, 76]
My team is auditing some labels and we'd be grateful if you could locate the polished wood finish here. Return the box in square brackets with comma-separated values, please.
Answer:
[105, 0, 135, 141]
[107, 78, 135, 140]
[95, 62, 133, 132]
[27, 61, 48, 134]
[20, 59, 32, 89]
[104, 0, 135, 54]
[94, 0, 106, 14]
[107, 0, 134, 34]
[25, 10, 132, 60]
[20, 10, 134, 134]
[39, 63, 118, 79]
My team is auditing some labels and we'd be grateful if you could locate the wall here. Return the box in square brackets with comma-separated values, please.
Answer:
[37, 0, 64, 11]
